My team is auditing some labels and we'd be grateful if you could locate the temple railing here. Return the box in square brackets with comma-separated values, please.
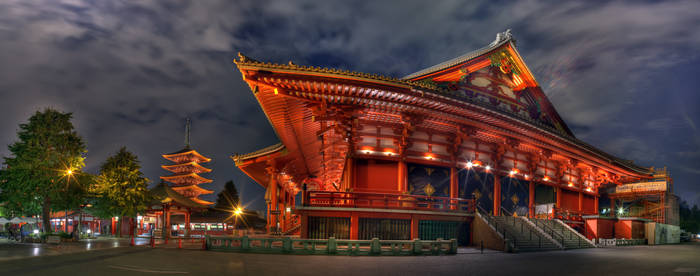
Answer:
[303, 191, 475, 213]
[206, 235, 457, 256]
[552, 208, 585, 222]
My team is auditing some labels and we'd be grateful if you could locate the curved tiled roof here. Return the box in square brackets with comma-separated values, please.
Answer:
[402, 29, 514, 80]
[231, 142, 285, 164]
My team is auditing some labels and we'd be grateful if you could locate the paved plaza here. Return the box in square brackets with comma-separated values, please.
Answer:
[1, 240, 699, 275]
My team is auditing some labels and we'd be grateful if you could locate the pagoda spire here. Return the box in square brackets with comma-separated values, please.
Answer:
[185, 117, 191, 148]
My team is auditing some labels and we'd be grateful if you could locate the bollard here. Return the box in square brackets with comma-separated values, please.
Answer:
[130, 235, 135, 246]
[178, 238, 182, 249]
[327, 237, 337, 254]
[480, 240, 484, 254]
[449, 239, 458, 254]
[282, 237, 292, 253]
[150, 235, 155, 248]
[413, 239, 422, 255]
[370, 238, 381, 255]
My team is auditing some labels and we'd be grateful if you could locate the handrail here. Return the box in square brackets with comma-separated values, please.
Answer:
[532, 219, 566, 246]
[500, 206, 514, 217]
[305, 190, 475, 213]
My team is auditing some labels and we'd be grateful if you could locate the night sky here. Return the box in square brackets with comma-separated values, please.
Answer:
[0, 0, 699, 211]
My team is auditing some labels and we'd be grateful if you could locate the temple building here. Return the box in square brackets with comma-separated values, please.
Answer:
[231, 30, 678, 246]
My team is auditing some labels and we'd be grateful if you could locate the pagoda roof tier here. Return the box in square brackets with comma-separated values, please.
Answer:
[162, 162, 212, 174]
[163, 147, 211, 163]
[232, 143, 288, 189]
[191, 197, 214, 205]
[172, 184, 214, 195]
[149, 182, 209, 209]
[232, 30, 653, 189]
[160, 173, 213, 185]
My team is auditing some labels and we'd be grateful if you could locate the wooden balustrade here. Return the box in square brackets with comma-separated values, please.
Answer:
[304, 191, 475, 213]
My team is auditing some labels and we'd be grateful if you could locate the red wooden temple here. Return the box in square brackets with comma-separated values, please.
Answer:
[231, 30, 675, 242]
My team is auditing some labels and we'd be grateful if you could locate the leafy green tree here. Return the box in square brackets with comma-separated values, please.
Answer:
[0, 109, 87, 233]
[215, 180, 240, 211]
[92, 147, 150, 237]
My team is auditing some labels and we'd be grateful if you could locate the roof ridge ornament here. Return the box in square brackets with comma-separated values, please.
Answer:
[490, 29, 513, 47]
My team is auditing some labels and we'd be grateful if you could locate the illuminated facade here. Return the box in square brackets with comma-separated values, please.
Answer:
[232, 30, 673, 242]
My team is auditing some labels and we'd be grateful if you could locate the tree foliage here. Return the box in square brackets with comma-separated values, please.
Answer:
[0, 109, 87, 232]
[680, 200, 700, 233]
[215, 180, 240, 210]
[91, 147, 151, 219]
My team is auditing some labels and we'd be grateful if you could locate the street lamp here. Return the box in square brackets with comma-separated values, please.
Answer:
[232, 207, 243, 237]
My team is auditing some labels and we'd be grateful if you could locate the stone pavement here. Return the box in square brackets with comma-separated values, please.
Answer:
[0, 237, 146, 262]
[0, 241, 699, 275]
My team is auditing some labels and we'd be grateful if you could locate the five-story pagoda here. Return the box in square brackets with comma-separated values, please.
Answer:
[161, 119, 214, 205]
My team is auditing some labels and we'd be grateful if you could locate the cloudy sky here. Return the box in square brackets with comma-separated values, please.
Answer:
[1, 0, 699, 210]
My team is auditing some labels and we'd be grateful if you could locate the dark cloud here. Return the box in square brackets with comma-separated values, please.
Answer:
[0, 0, 699, 210]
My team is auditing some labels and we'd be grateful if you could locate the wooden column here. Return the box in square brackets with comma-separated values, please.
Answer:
[410, 215, 419, 240]
[350, 214, 359, 240]
[610, 198, 616, 217]
[267, 170, 279, 233]
[556, 187, 562, 209]
[594, 195, 600, 214]
[165, 208, 171, 239]
[578, 191, 583, 212]
[184, 211, 191, 238]
[450, 167, 458, 210]
[529, 181, 535, 217]
[345, 157, 354, 191]
[398, 160, 407, 192]
[300, 214, 308, 239]
[493, 174, 501, 216]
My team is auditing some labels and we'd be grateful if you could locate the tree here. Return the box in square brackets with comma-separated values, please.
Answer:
[0, 109, 87, 233]
[215, 180, 240, 211]
[92, 147, 150, 237]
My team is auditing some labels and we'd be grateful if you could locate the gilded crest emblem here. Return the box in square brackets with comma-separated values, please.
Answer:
[424, 183, 435, 196]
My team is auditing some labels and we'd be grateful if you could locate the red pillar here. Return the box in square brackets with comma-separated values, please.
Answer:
[556, 187, 562, 209]
[300, 214, 308, 239]
[398, 160, 406, 192]
[165, 208, 171, 239]
[493, 174, 501, 216]
[450, 167, 458, 210]
[529, 181, 535, 217]
[578, 191, 583, 213]
[111, 218, 116, 236]
[595, 196, 600, 214]
[410, 215, 419, 240]
[350, 214, 359, 240]
[185, 211, 191, 238]
[610, 198, 616, 217]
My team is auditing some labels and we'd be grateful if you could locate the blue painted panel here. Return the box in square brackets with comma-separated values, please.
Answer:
[501, 177, 529, 216]
[407, 163, 450, 197]
[458, 170, 494, 213]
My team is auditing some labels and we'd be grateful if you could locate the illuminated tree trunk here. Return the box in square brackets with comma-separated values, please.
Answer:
[42, 197, 51, 234]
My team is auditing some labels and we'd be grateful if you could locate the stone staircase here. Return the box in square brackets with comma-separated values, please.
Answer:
[480, 211, 561, 252]
[531, 219, 595, 249]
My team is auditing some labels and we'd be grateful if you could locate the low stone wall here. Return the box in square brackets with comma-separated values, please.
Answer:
[471, 214, 505, 251]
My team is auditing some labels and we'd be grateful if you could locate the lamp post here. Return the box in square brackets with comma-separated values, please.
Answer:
[233, 207, 243, 236]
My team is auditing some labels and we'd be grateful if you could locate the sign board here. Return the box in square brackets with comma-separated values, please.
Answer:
[47, 235, 61, 244]
[535, 203, 554, 215]
[609, 181, 666, 194]
[270, 210, 281, 215]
